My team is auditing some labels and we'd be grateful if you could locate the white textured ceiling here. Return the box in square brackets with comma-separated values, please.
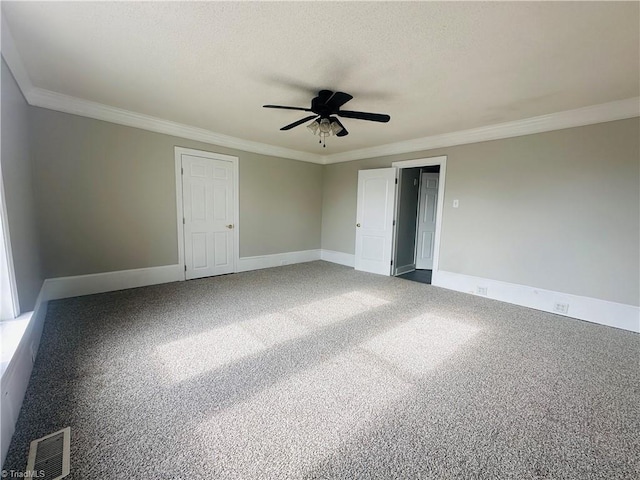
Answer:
[2, 1, 639, 156]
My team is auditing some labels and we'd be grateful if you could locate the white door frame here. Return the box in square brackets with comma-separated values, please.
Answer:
[391, 156, 447, 284]
[175, 147, 240, 280]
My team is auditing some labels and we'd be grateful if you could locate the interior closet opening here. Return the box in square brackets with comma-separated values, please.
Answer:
[393, 165, 441, 285]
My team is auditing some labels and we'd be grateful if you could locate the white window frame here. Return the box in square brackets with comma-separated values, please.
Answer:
[0, 163, 20, 320]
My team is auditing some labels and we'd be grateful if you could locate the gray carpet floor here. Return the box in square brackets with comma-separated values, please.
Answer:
[3, 261, 639, 479]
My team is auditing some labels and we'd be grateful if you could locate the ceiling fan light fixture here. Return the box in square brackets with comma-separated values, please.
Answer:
[306, 119, 320, 135]
[307, 118, 342, 138]
[319, 117, 331, 134]
[265, 89, 389, 147]
[330, 120, 343, 136]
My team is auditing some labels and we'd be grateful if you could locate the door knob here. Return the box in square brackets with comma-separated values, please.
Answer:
[356, 223, 361, 227]
[226, 224, 234, 229]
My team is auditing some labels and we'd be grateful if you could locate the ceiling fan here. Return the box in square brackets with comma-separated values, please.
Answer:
[263, 90, 390, 147]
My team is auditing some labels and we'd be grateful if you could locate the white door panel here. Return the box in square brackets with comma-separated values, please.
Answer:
[416, 172, 439, 270]
[182, 154, 235, 279]
[355, 168, 397, 275]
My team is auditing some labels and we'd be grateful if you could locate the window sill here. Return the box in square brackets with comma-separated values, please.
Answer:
[0, 311, 33, 379]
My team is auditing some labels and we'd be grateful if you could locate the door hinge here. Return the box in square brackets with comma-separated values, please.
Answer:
[393, 220, 396, 226]
[181, 167, 184, 175]
[184, 265, 187, 272]
[391, 260, 393, 266]
[395, 178, 398, 184]
[183, 218, 185, 224]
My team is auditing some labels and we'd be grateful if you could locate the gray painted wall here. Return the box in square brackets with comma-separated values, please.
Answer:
[0, 58, 43, 312]
[321, 118, 640, 306]
[30, 107, 323, 279]
[4, 62, 639, 309]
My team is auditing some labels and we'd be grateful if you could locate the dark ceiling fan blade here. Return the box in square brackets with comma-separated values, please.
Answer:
[337, 110, 390, 122]
[317, 90, 333, 103]
[311, 90, 335, 112]
[325, 91, 353, 110]
[331, 117, 349, 137]
[264, 105, 313, 112]
[280, 115, 318, 131]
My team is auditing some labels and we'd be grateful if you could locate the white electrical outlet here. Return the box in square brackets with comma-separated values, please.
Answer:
[453, 199, 459, 208]
[476, 286, 488, 296]
[553, 302, 569, 314]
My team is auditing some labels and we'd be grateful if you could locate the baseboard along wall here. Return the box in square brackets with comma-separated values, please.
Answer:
[1, 249, 325, 464]
[2, 248, 637, 465]
[1, 289, 48, 465]
[320, 249, 355, 267]
[237, 249, 321, 272]
[314, 250, 639, 333]
[41, 264, 184, 301]
[433, 270, 639, 333]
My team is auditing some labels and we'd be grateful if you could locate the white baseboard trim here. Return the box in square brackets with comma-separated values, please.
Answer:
[237, 249, 321, 273]
[433, 270, 639, 333]
[1, 248, 332, 463]
[395, 264, 415, 276]
[40, 251, 331, 302]
[1, 286, 48, 465]
[42, 264, 184, 301]
[320, 249, 355, 268]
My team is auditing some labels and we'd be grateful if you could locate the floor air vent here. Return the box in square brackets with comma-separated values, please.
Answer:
[25, 427, 70, 480]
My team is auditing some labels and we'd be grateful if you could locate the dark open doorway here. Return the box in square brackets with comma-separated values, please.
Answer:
[394, 165, 440, 285]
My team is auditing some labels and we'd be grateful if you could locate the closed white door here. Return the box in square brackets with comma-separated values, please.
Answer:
[415, 172, 439, 270]
[355, 168, 397, 275]
[182, 154, 235, 279]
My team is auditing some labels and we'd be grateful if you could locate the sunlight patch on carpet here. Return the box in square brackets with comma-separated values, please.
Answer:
[154, 323, 267, 383]
[360, 314, 481, 376]
[154, 291, 390, 383]
[190, 350, 411, 478]
[287, 291, 390, 327]
[239, 312, 312, 347]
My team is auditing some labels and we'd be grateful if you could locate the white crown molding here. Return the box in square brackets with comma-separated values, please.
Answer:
[321, 97, 640, 164]
[3, 17, 638, 167]
[1, 15, 34, 96]
[23, 91, 639, 166]
[1, 22, 322, 164]
[27, 88, 323, 164]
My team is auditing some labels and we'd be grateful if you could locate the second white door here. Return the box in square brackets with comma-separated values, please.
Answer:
[182, 154, 235, 280]
[415, 172, 439, 270]
[355, 168, 397, 275]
